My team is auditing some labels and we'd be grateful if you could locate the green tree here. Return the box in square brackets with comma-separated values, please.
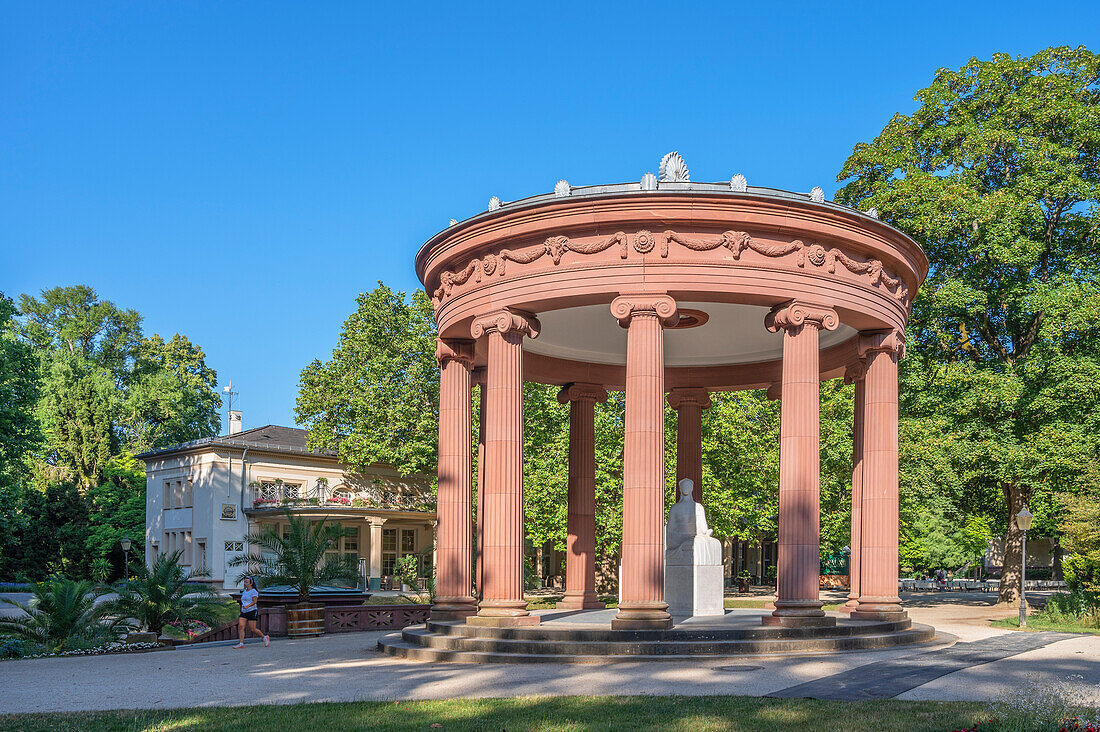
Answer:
[230, 511, 360, 604]
[85, 454, 147, 574]
[120, 334, 221, 453]
[97, 550, 224, 636]
[36, 353, 117, 490]
[296, 284, 439, 476]
[0, 577, 110, 651]
[1059, 468, 1100, 615]
[836, 46, 1100, 602]
[0, 293, 40, 480]
[18, 285, 142, 382]
[0, 293, 41, 577]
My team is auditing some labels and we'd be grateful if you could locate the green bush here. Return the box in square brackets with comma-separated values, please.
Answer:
[0, 577, 111, 651]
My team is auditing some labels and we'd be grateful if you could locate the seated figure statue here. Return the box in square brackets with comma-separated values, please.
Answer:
[664, 478, 724, 617]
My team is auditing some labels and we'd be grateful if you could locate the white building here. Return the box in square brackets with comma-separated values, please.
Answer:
[138, 419, 436, 590]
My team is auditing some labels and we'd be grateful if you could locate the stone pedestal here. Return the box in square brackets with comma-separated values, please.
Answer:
[666, 560, 725, 617]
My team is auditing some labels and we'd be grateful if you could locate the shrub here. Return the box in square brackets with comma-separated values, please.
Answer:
[0, 577, 111, 651]
[96, 550, 225, 635]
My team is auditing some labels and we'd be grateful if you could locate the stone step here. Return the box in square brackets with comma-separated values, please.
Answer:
[424, 618, 914, 641]
[377, 624, 941, 664]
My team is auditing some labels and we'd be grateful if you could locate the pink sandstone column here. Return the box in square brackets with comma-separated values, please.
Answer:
[842, 361, 866, 613]
[763, 301, 838, 627]
[431, 339, 476, 621]
[557, 383, 608, 610]
[473, 369, 486, 600]
[668, 388, 712, 504]
[469, 309, 541, 626]
[852, 330, 908, 621]
[611, 294, 678, 631]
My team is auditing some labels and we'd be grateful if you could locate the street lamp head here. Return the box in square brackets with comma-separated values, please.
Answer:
[1016, 505, 1034, 532]
[120, 537, 132, 552]
[841, 546, 851, 554]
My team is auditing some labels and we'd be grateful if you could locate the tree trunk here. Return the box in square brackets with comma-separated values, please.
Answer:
[997, 484, 1028, 604]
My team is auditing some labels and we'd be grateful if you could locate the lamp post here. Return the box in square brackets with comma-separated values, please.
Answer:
[1015, 505, 1033, 628]
[120, 537, 132, 588]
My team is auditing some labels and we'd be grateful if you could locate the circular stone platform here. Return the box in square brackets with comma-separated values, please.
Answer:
[377, 608, 941, 664]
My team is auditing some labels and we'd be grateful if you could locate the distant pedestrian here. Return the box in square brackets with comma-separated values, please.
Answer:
[234, 576, 270, 649]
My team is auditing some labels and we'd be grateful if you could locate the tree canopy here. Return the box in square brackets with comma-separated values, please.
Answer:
[0, 286, 222, 581]
[836, 46, 1100, 600]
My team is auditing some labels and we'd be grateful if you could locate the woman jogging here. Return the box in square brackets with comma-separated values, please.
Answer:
[234, 576, 270, 649]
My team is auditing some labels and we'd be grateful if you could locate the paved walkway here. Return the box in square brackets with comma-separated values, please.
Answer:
[1, 594, 1097, 714]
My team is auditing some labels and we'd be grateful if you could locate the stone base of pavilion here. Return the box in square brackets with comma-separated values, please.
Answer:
[377, 608, 940, 664]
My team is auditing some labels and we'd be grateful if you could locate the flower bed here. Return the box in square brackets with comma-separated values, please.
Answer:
[1, 640, 165, 661]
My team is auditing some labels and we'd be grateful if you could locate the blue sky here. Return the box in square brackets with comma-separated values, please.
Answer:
[4, 2, 1098, 431]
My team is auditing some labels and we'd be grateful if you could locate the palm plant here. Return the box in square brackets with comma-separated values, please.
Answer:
[96, 550, 225, 636]
[229, 510, 359, 604]
[0, 577, 111, 652]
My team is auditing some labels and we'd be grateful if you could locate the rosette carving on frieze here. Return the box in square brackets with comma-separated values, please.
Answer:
[431, 228, 910, 308]
[557, 383, 609, 405]
[470, 309, 541, 340]
[764, 301, 840, 333]
[435, 338, 475, 368]
[610, 294, 679, 327]
[633, 230, 656, 254]
[857, 329, 906, 360]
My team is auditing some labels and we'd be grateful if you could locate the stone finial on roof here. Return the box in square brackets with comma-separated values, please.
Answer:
[448, 218, 458, 226]
[640, 172, 658, 191]
[865, 207, 879, 219]
[659, 151, 690, 182]
[488, 196, 502, 211]
[554, 180, 571, 197]
[810, 186, 825, 203]
[730, 174, 748, 193]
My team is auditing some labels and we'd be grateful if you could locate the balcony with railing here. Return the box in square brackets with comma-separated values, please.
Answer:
[246, 478, 433, 513]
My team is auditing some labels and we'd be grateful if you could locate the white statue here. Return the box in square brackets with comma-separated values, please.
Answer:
[664, 478, 724, 617]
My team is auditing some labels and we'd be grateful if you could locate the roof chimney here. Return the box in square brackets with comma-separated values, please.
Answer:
[228, 410, 242, 435]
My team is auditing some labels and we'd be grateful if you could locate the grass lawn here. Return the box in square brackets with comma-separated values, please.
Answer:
[990, 614, 1100, 635]
[0, 695, 990, 731]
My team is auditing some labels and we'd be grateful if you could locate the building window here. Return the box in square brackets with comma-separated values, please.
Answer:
[225, 541, 244, 552]
[163, 481, 171, 508]
[382, 528, 417, 577]
[183, 480, 194, 508]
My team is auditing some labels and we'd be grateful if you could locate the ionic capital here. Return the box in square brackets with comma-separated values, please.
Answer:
[764, 301, 839, 333]
[667, 388, 712, 411]
[857, 329, 906, 359]
[435, 338, 475, 368]
[470, 309, 541, 340]
[610, 293, 679, 328]
[843, 360, 867, 385]
[557, 383, 609, 405]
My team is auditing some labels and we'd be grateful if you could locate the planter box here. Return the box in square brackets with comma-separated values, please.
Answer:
[287, 603, 324, 637]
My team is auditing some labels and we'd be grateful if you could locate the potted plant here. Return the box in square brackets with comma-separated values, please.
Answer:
[737, 569, 752, 593]
[229, 510, 359, 637]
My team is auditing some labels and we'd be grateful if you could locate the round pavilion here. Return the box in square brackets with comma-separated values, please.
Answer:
[416, 154, 926, 635]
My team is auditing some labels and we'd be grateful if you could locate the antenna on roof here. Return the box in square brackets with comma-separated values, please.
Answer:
[223, 382, 242, 435]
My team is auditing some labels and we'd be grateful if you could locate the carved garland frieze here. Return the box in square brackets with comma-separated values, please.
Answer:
[434, 232, 629, 302]
[432, 230, 909, 304]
